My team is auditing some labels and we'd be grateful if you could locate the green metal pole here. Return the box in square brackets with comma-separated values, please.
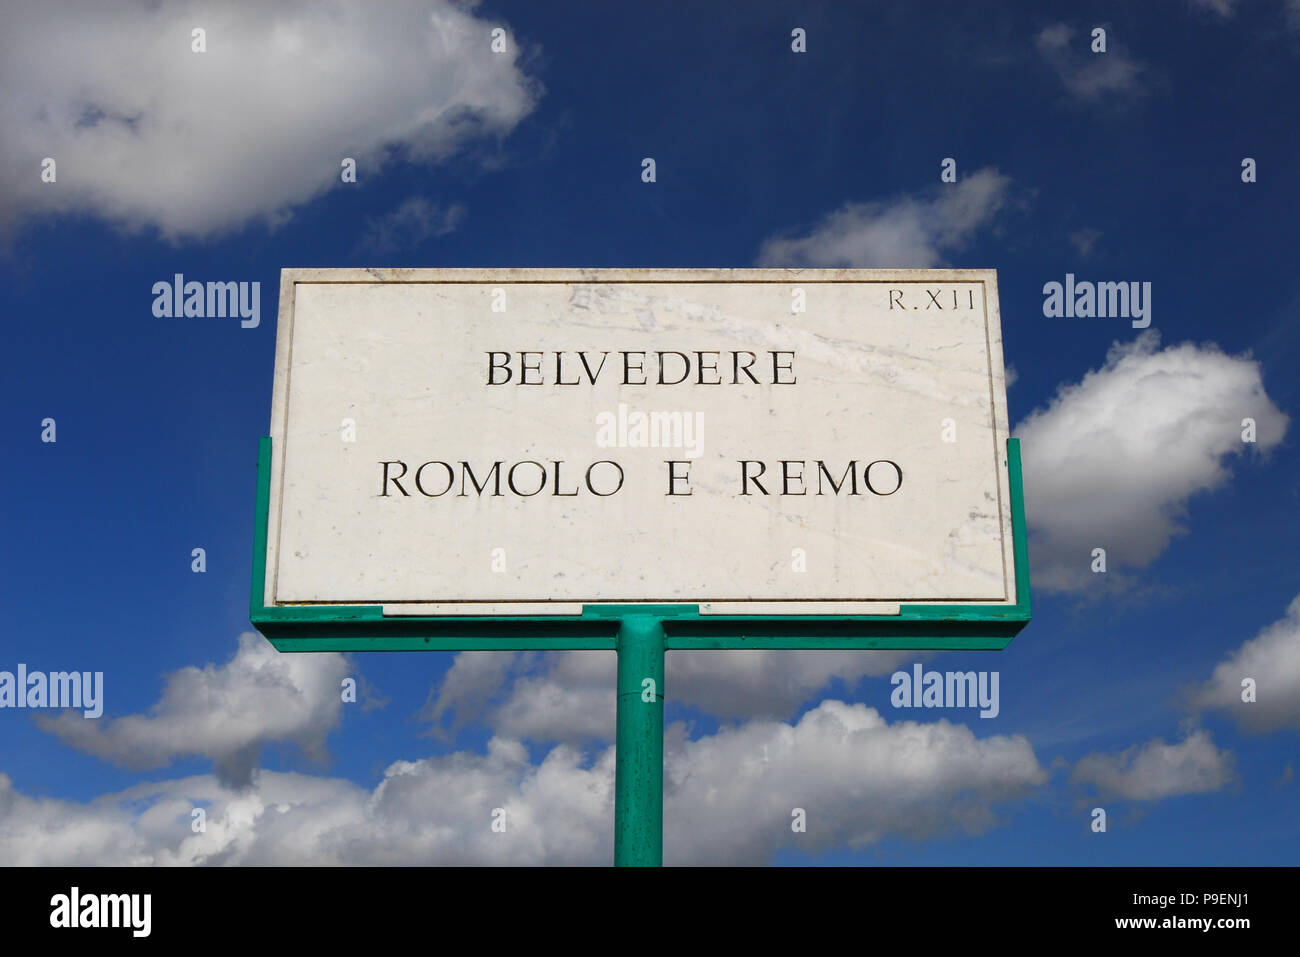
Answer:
[614, 614, 665, 866]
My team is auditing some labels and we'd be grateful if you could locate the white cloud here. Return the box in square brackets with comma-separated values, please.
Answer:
[1014, 332, 1287, 592]
[756, 168, 1011, 268]
[1069, 228, 1102, 258]
[663, 701, 1047, 863]
[2, 702, 1046, 865]
[1188, 0, 1238, 17]
[37, 632, 351, 787]
[421, 650, 519, 737]
[1036, 23, 1144, 102]
[425, 649, 917, 742]
[357, 197, 465, 254]
[668, 650, 916, 719]
[489, 653, 615, 742]
[1071, 729, 1234, 800]
[1187, 593, 1300, 732]
[0, 0, 538, 241]
[1189, 0, 1300, 32]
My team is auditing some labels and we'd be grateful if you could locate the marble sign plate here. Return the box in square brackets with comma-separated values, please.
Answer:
[263, 268, 1017, 616]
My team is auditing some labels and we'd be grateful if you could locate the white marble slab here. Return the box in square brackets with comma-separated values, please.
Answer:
[264, 268, 1016, 615]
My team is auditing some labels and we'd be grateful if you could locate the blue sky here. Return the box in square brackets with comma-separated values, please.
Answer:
[1, 0, 1297, 865]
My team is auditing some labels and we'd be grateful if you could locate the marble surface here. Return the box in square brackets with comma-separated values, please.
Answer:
[264, 268, 1016, 615]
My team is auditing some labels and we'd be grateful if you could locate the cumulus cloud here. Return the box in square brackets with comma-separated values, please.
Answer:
[756, 168, 1011, 268]
[668, 651, 916, 720]
[663, 701, 1047, 863]
[489, 653, 615, 742]
[1071, 729, 1234, 800]
[2, 748, 607, 866]
[37, 632, 351, 787]
[1036, 23, 1144, 102]
[425, 651, 614, 743]
[0, 0, 538, 241]
[2, 702, 1046, 865]
[424, 649, 917, 742]
[421, 650, 519, 738]
[1014, 332, 1287, 592]
[1186, 593, 1300, 733]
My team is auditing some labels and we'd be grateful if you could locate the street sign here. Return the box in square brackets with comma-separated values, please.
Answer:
[253, 268, 1028, 651]
[250, 267, 1031, 867]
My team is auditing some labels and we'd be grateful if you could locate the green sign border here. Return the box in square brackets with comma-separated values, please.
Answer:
[251, 436, 1031, 652]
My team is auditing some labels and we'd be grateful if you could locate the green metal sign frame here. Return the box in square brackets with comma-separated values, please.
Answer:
[250, 434, 1030, 865]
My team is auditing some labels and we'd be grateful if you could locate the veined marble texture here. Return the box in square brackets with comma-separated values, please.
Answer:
[264, 268, 1016, 615]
